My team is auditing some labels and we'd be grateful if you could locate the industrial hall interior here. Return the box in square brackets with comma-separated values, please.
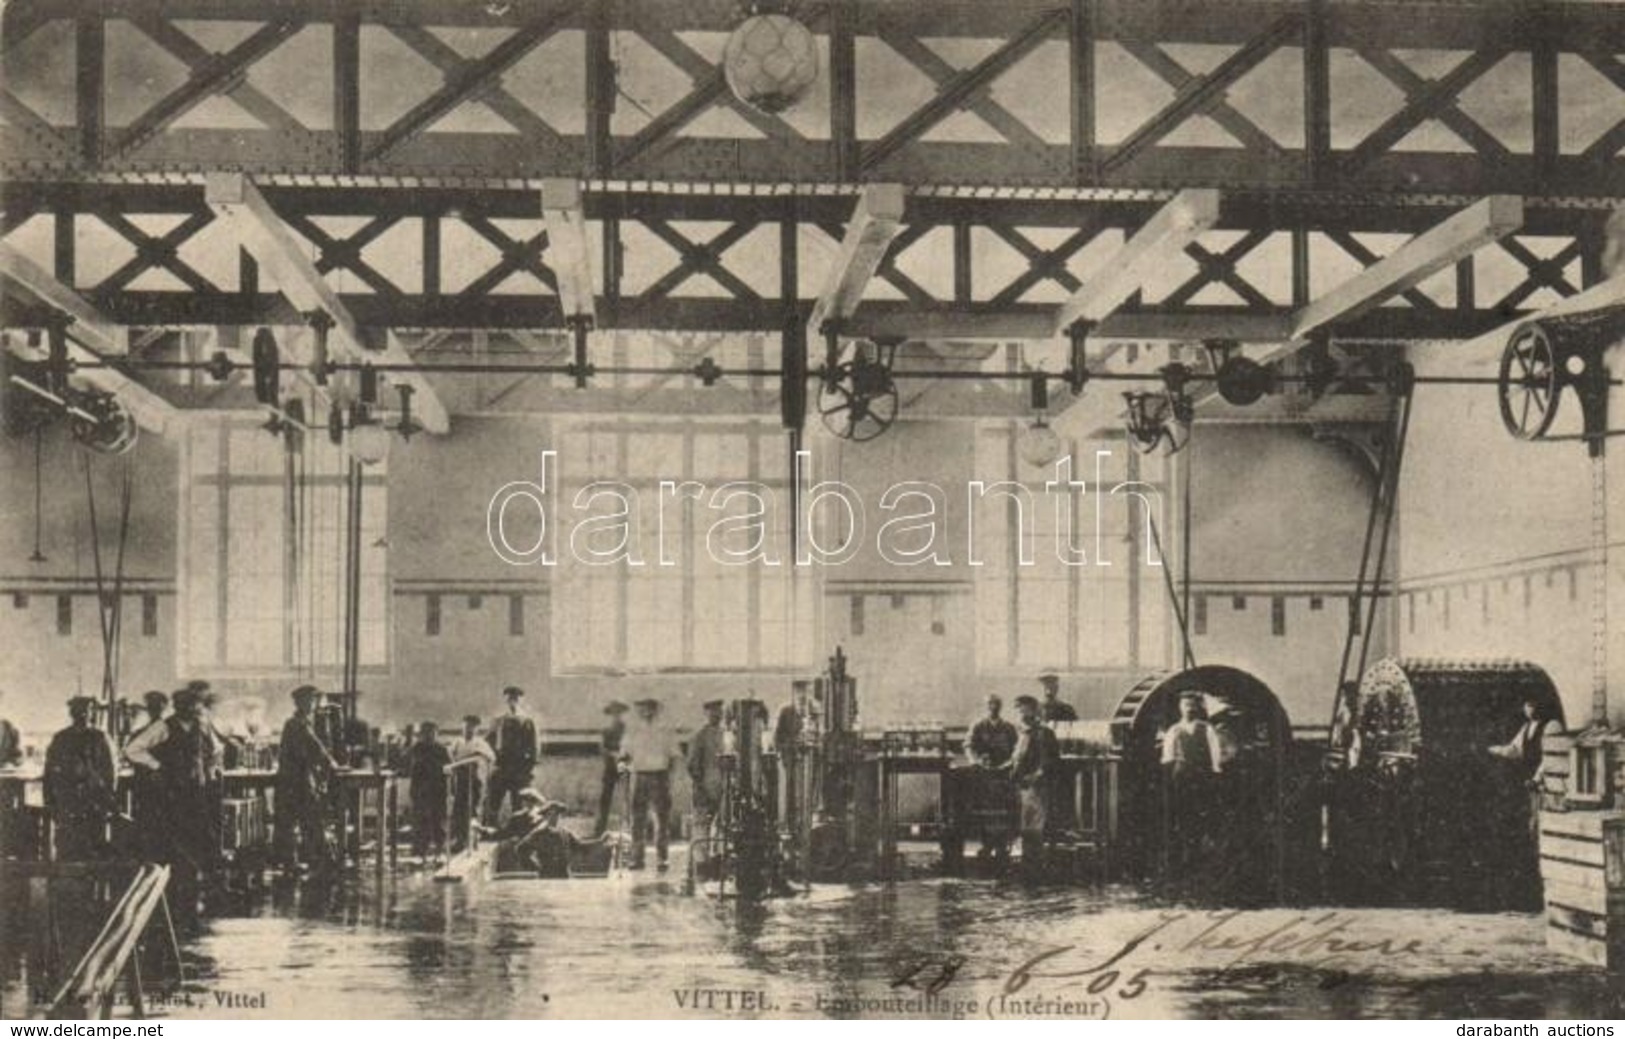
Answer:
[1, 0, 1625, 1023]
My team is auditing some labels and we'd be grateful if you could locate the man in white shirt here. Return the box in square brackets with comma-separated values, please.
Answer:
[449, 714, 495, 851]
[620, 697, 679, 871]
[1160, 691, 1222, 881]
[1488, 698, 1559, 787]
[124, 690, 169, 860]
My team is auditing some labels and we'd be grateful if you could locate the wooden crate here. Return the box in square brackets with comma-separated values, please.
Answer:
[1540, 810, 1625, 968]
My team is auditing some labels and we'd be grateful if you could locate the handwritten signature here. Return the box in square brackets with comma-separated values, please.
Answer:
[894, 909, 1426, 1007]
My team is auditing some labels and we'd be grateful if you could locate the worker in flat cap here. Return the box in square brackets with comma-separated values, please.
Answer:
[621, 697, 680, 871]
[1489, 696, 1560, 788]
[275, 684, 339, 873]
[1007, 694, 1059, 881]
[962, 694, 1019, 871]
[486, 684, 539, 825]
[595, 701, 630, 837]
[44, 695, 116, 860]
[686, 699, 729, 878]
[1038, 673, 1077, 724]
[449, 715, 495, 853]
[123, 690, 169, 860]
[1160, 690, 1222, 883]
[127, 685, 224, 903]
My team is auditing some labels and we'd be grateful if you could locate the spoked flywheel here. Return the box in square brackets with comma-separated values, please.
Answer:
[818, 339, 898, 443]
[1498, 323, 1561, 441]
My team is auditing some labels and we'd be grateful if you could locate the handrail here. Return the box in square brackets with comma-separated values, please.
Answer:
[442, 756, 487, 859]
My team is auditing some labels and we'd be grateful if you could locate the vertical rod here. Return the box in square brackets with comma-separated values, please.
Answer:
[76, 17, 105, 169]
[1069, 0, 1096, 184]
[1590, 453, 1608, 726]
[1302, 0, 1331, 187]
[334, 14, 361, 174]
[284, 440, 298, 667]
[31, 427, 46, 562]
[830, 0, 858, 180]
[422, 215, 441, 296]
[1179, 437, 1193, 659]
[1356, 391, 1411, 683]
[952, 222, 972, 304]
[1531, 20, 1559, 185]
[585, 3, 615, 177]
[1126, 440, 1141, 669]
[343, 459, 364, 703]
[54, 208, 75, 285]
[1331, 414, 1392, 726]
[602, 210, 623, 326]
[1290, 228, 1310, 308]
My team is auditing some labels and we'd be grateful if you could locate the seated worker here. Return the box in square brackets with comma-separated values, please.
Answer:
[482, 789, 596, 878]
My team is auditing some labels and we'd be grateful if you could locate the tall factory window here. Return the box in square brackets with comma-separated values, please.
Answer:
[551, 418, 813, 673]
[181, 422, 389, 675]
[973, 426, 1169, 672]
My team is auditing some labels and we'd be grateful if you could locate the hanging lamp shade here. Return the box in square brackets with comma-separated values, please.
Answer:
[348, 422, 390, 466]
[1018, 419, 1064, 468]
[723, 13, 820, 115]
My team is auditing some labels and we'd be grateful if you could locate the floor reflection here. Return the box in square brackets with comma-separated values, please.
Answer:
[3, 850, 1621, 1020]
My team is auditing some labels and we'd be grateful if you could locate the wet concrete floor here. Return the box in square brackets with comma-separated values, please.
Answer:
[5, 846, 1622, 1020]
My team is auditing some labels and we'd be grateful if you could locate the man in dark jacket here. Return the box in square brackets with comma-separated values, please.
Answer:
[962, 694, 1019, 869]
[124, 686, 222, 909]
[44, 696, 116, 860]
[275, 685, 339, 873]
[1038, 674, 1077, 723]
[486, 685, 538, 825]
[687, 699, 728, 876]
[407, 721, 451, 859]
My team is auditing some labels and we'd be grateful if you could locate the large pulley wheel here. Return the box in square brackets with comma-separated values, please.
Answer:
[1497, 323, 1561, 441]
[1215, 355, 1273, 407]
[818, 340, 898, 443]
[251, 327, 281, 407]
[1124, 391, 1192, 456]
[69, 391, 139, 455]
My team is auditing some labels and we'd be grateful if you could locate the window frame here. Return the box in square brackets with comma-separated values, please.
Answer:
[178, 417, 391, 679]
[549, 416, 812, 676]
[972, 423, 1173, 676]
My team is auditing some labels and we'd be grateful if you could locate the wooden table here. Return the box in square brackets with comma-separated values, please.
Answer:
[222, 768, 398, 874]
[336, 770, 398, 875]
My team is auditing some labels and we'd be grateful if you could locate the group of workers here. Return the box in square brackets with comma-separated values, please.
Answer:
[957, 674, 1074, 878]
[388, 687, 730, 875]
[592, 696, 731, 873]
[32, 683, 236, 908]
